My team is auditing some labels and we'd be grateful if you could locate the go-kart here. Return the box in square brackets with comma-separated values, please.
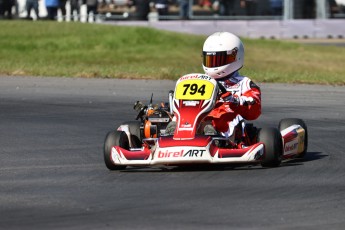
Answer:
[104, 73, 308, 170]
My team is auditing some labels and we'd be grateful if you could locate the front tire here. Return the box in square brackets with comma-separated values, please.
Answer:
[279, 118, 308, 158]
[103, 131, 128, 170]
[121, 121, 142, 148]
[258, 127, 283, 168]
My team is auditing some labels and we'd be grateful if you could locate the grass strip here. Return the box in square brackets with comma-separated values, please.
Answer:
[0, 21, 344, 85]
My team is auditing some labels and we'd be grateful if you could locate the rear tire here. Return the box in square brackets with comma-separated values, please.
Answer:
[279, 118, 308, 158]
[258, 127, 283, 168]
[103, 131, 128, 170]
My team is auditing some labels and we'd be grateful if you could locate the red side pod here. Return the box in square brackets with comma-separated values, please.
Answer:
[216, 143, 262, 158]
[115, 146, 151, 160]
[217, 148, 248, 158]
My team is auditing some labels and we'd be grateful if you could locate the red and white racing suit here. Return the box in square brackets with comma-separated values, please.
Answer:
[206, 71, 261, 137]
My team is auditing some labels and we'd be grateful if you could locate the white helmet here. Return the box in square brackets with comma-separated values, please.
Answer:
[202, 32, 244, 79]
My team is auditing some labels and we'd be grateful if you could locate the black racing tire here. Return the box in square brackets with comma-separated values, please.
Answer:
[103, 131, 129, 170]
[258, 127, 283, 168]
[121, 121, 142, 148]
[278, 118, 308, 158]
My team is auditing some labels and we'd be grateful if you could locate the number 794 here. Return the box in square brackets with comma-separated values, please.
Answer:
[182, 83, 206, 96]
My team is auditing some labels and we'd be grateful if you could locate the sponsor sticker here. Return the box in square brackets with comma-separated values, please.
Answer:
[183, 101, 200, 106]
[284, 142, 298, 153]
[157, 149, 206, 158]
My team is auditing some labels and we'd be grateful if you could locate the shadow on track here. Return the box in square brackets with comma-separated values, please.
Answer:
[281, 151, 326, 167]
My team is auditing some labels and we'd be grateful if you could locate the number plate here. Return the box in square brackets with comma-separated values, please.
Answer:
[175, 79, 215, 100]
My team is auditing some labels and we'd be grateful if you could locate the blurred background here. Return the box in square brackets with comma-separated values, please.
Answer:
[1, 0, 344, 22]
[1, 0, 344, 39]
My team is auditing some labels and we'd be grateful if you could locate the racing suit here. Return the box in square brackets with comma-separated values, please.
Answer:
[206, 71, 261, 138]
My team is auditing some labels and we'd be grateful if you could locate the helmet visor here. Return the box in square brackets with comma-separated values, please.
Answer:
[203, 48, 238, 68]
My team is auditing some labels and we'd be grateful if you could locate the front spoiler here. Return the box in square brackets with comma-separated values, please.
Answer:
[111, 137, 265, 166]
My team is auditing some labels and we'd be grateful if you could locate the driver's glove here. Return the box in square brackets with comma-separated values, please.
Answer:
[238, 96, 255, 106]
[221, 92, 255, 106]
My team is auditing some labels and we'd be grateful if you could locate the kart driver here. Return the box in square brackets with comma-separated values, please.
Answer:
[202, 32, 261, 140]
[166, 32, 261, 142]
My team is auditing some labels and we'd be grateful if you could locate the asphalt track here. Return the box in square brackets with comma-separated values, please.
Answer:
[0, 76, 345, 230]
